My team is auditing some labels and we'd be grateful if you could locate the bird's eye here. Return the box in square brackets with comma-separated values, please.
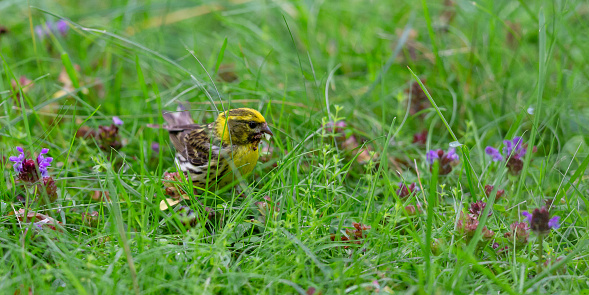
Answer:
[248, 122, 257, 128]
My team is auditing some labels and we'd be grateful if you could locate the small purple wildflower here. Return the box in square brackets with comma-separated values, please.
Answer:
[485, 136, 531, 174]
[522, 207, 560, 235]
[446, 148, 459, 161]
[36, 148, 53, 178]
[55, 20, 68, 35]
[484, 146, 503, 161]
[112, 116, 124, 126]
[35, 20, 69, 39]
[548, 216, 560, 230]
[426, 150, 439, 165]
[426, 148, 460, 175]
[521, 211, 532, 223]
[9, 147, 54, 187]
[468, 200, 492, 218]
[503, 137, 526, 160]
[151, 142, 160, 153]
[9, 146, 25, 173]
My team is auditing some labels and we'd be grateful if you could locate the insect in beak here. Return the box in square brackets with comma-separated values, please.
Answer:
[261, 123, 274, 137]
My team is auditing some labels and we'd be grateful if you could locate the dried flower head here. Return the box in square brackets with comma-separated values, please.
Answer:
[522, 207, 560, 236]
[426, 148, 459, 175]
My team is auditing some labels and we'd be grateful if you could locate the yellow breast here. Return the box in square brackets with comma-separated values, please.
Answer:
[216, 144, 259, 187]
[230, 144, 260, 175]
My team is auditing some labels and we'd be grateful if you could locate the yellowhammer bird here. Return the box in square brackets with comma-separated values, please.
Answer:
[154, 104, 273, 191]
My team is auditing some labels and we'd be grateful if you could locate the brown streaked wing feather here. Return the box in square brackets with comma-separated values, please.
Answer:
[184, 123, 220, 166]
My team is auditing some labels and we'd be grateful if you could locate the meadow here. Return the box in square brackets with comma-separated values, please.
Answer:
[1, 0, 588, 294]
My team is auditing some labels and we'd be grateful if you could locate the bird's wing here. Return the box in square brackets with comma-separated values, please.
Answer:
[174, 123, 230, 182]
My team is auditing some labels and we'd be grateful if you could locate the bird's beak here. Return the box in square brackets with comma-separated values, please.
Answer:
[261, 123, 274, 137]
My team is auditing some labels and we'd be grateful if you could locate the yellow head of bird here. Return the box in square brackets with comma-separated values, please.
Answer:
[215, 108, 273, 145]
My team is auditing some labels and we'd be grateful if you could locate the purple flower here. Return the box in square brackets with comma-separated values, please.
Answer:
[522, 207, 560, 235]
[151, 142, 160, 152]
[112, 116, 124, 126]
[426, 150, 439, 165]
[522, 211, 532, 223]
[55, 20, 68, 35]
[503, 137, 527, 160]
[485, 146, 503, 161]
[9, 147, 53, 182]
[9, 146, 25, 173]
[36, 148, 53, 178]
[548, 216, 560, 230]
[426, 148, 460, 175]
[486, 137, 530, 175]
[446, 148, 459, 161]
[34, 20, 69, 39]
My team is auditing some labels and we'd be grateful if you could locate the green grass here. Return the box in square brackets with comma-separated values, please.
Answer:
[1, 0, 589, 294]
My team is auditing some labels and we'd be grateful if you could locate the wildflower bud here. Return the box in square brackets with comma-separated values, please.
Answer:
[35, 20, 69, 39]
[404, 205, 417, 216]
[396, 182, 419, 199]
[412, 131, 427, 145]
[426, 148, 459, 175]
[468, 200, 492, 218]
[457, 213, 479, 239]
[484, 184, 505, 200]
[40, 177, 58, 203]
[485, 137, 530, 175]
[98, 124, 122, 150]
[76, 126, 97, 139]
[482, 227, 495, 241]
[522, 207, 560, 236]
[506, 157, 524, 175]
[151, 142, 160, 153]
[504, 222, 530, 248]
[92, 191, 111, 202]
[112, 116, 124, 126]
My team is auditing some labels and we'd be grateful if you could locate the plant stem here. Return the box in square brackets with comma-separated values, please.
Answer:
[537, 234, 544, 264]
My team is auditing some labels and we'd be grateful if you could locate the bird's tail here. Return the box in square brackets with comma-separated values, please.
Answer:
[147, 103, 194, 129]
[163, 103, 194, 126]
